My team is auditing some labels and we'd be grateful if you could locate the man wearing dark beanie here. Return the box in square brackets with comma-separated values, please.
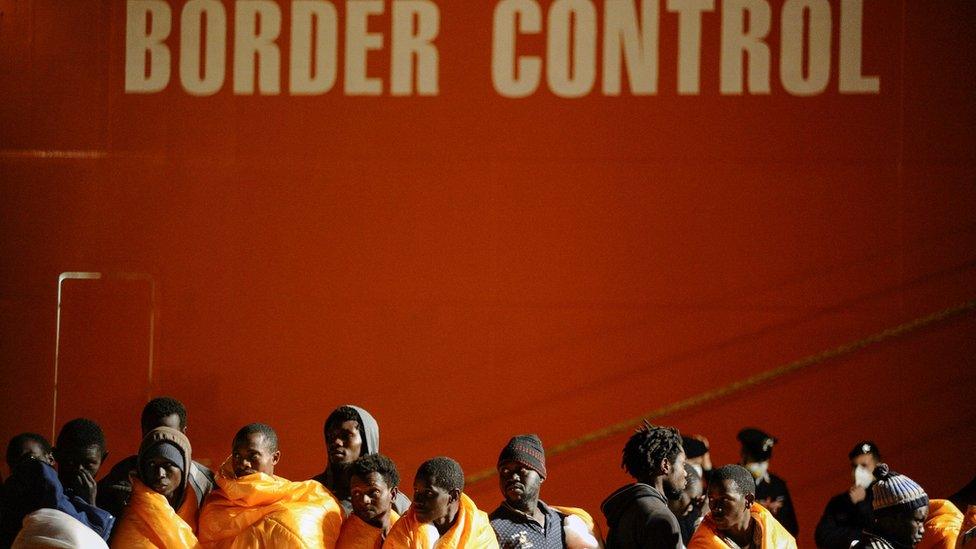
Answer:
[852, 464, 929, 549]
[489, 434, 601, 548]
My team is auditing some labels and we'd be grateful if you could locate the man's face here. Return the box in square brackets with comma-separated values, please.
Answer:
[10, 439, 54, 468]
[142, 413, 183, 436]
[326, 420, 363, 466]
[141, 456, 183, 503]
[707, 479, 754, 532]
[498, 460, 543, 506]
[878, 507, 928, 547]
[850, 453, 878, 472]
[666, 451, 688, 492]
[232, 433, 280, 477]
[56, 444, 104, 483]
[412, 476, 455, 524]
[668, 472, 702, 517]
[350, 472, 396, 526]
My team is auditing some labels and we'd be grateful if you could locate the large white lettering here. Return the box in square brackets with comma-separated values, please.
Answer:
[603, 0, 658, 96]
[391, 0, 440, 96]
[125, 0, 172, 93]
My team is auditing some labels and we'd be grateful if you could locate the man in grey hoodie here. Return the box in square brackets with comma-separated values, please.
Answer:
[601, 421, 688, 549]
[312, 404, 411, 516]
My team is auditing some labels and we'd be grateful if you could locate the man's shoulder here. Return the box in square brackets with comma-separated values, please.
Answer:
[852, 534, 895, 549]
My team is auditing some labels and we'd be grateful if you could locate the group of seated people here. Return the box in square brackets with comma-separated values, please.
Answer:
[0, 397, 973, 548]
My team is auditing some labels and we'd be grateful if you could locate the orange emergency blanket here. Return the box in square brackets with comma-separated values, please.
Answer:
[335, 510, 400, 549]
[918, 499, 964, 549]
[111, 478, 200, 549]
[198, 458, 343, 549]
[688, 503, 797, 549]
[382, 493, 498, 549]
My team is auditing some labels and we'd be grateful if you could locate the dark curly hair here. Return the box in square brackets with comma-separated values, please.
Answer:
[6, 433, 52, 469]
[350, 453, 401, 489]
[233, 423, 279, 452]
[416, 456, 464, 492]
[55, 418, 107, 455]
[621, 420, 683, 481]
[141, 396, 187, 433]
[711, 464, 757, 497]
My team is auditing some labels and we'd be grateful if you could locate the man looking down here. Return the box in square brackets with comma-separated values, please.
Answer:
[490, 434, 601, 548]
[688, 464, 796, 549]
[110, 426, 199, 548]
[383, 456, 499, 548]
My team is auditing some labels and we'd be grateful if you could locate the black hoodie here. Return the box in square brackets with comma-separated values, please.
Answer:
[602, 483, 684, 549]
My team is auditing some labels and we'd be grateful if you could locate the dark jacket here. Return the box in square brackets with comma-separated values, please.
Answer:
[0, 459, 114, 547]
[815, 490, 873, 549]
[756, 473, 799, 537]
[602, 483, 683, 549]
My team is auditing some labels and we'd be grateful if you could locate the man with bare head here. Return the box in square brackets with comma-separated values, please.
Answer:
[688, 464, 796, 548]
[198, 423, 344, 548]
[384, 456, 499, 548]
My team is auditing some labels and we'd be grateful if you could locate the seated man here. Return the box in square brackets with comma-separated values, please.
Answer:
[198, 423, 344, 548]
[853, 464, 929, 549]
[688, 464, 796, 549]
[667, 463, 708, 546]
[53, 418, 110, 508]
[489, 434, 601, 549]
[98, 396, 216, 519]
[313, 405, 411, 516]
[109, 426, 199, 548]
[0, 453, 114, 545]
[384, 456, 499, 548]
[815, 441, 881, 549]
[337, 454, 403, 548]
[6, 433, 55, 470]
[602, 421, 687, 549]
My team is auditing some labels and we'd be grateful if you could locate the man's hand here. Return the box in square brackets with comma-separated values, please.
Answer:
[69, 469, 98, 505]
[106, 480, 133, 506]
[848, 485, 867, 504]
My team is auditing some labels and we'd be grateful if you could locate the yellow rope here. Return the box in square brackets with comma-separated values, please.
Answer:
[465, 298, 976, 485]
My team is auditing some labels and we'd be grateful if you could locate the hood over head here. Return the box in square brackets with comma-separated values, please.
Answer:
[346, 404, 379, 456]
[137, 426, 192, 507]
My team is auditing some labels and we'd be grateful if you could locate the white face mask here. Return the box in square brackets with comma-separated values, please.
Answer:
[690, 463, 704, 478]
[746, 461, 769, 480]
[853, 465, 874, 488]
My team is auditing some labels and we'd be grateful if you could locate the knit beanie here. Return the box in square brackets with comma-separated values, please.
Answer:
[140, 440, 185, 477]
[871, 463, 928, 515]
[497, 434, 547, 478]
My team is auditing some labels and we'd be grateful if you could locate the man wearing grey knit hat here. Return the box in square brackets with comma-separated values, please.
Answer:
[852, 463, 929, 549]
[490, 434, 601, 548]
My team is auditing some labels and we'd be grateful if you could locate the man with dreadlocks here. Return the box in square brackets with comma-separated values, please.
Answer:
[601, 421, 688, 549]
